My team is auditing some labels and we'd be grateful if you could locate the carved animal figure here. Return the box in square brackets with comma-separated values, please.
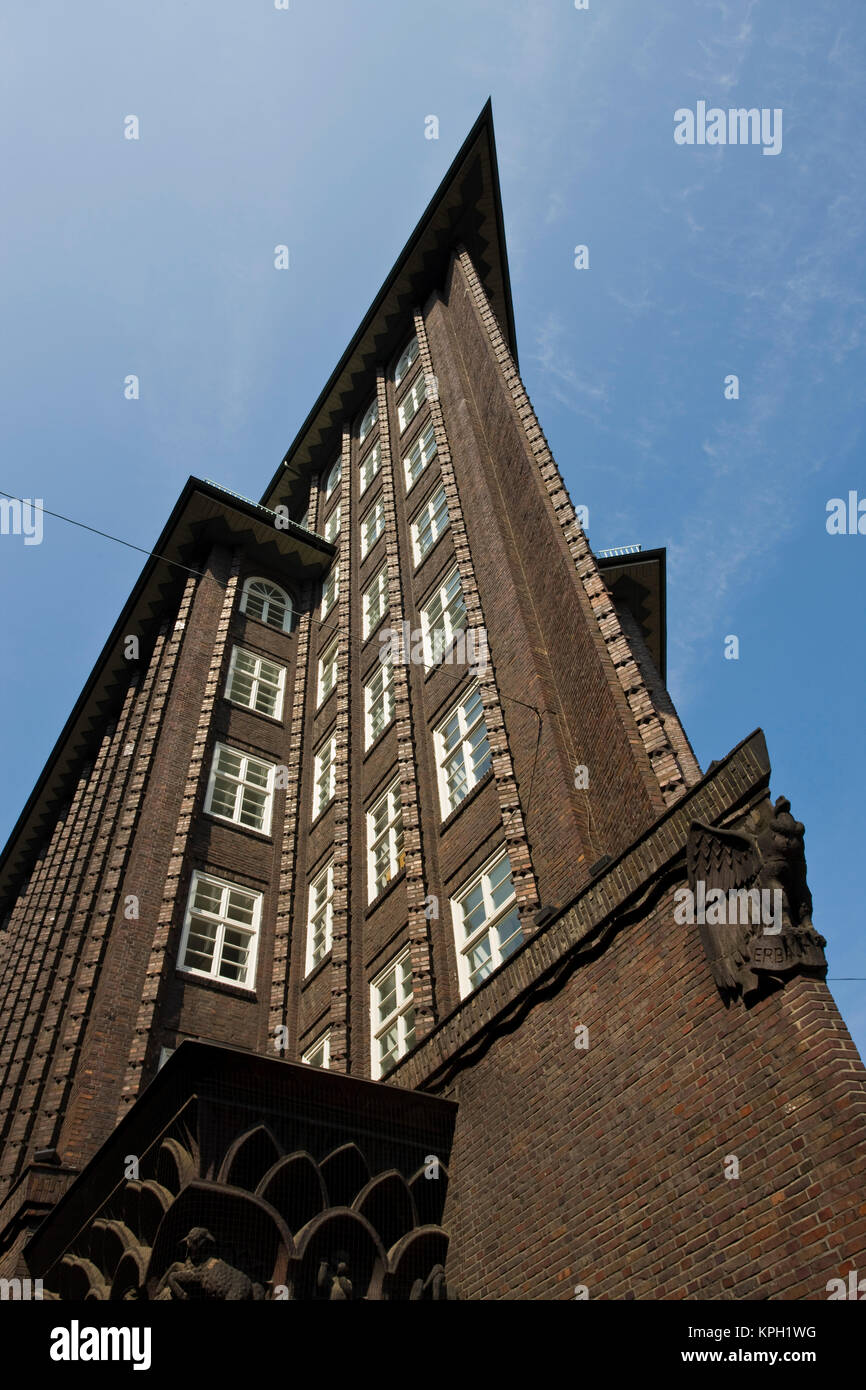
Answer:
[686, 793, 825, 1002]
[317, 1253, 353, 1300]
[156, 1227, 263, 1300]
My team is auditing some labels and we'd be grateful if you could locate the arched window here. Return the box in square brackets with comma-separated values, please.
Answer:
[324, 457, 342, 499]
[393, 335, 419, 387]
[240, 577, 292, 633]
[359, 398, 378, 443]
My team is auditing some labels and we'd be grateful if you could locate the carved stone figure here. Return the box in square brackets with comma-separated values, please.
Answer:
[686, 794, 826, 1003]
[155, 1227, 263, 1300]
[317, 1252, 353, 1300]
[409, 1263, 450, 1300]
[752, 796, 814, 930]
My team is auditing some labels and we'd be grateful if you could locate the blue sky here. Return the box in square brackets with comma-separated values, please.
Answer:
[1, 1, 864, 1054]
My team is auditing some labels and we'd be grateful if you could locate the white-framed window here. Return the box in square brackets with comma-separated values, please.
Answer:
[364, 658, 394, 749]
[370, 948, 415, 1079]
[359, 442, 380, 495]
[324, 502, 341, 543]
[393, 335, 419, 387]
[225, 646, 286, 720]
[302, 1031, 331, 1069]
[359, 398, 378, 443]
[317, 640, 339, 706]
[312, 734, 337, 819]
[404, 421, 437, 491]
[420, 566, 467, 667]
[362, 566, 389, 640]
[410, 484, 448, 566]
[324, 457, 342, 500]
[433, 683, 492, 816]
[178, 871, 261, 988]
[205, 743, 275, 834]
[361, 498, 385, 558]
[366, 779, 404, 901]
[321, 563, 339, 618]
[452, 852, 523, 998]
[398, 376, 427, 433]
[305, 861, 334, 973]
[240, 577, 292, 633]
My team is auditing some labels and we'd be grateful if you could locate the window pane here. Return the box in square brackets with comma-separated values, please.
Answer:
[496, 907, 524, 960]
[185, 915, 218, 970]
[468, 934, 493, 990]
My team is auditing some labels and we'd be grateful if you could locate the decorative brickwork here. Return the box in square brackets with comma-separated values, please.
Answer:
[375, 367, 436, 1039]
[414, 308, 540, 932]
[328, 427, 353, 1072]
[455, 246, 699, 808]
[120, 549, 240, 1112]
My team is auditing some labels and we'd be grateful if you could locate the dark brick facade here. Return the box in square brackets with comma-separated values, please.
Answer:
[0, 105, 863, 1298]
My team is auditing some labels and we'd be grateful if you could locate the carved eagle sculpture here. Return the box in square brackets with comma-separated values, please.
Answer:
[685, 795, 826, 1004]
[686, 821, 763, 997]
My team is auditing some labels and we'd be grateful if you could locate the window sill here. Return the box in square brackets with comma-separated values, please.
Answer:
[363, 718, 397, 762]
[423, 627, 470, 681]
[315, 686, 337, 718]
[360, 533, 386, 567]
[365, 866, 406, 917]
[404, 467, 430, 497]
[309, 798, 336, 832]
[202, 812, 273, 844]
[362, 609, 391, 649]
[439, 767, 495, 833]
[302, 951, 332, 989]
[398, 395, 431, 439]
[175, 967, 257, 1001]
[224, 697, 285, 728]
[237, 613, 293, 639]
[412, 526, 451, 575]
[398, 398, 432, 447]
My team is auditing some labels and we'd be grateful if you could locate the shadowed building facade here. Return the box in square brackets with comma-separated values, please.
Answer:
[0, 105, 864, 1301]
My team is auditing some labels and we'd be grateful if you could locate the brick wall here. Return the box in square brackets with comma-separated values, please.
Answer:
[436, 885, 866, 1299]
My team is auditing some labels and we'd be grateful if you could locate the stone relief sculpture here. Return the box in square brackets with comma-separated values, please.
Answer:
[686, 794, 826, 1003]
[155, 1227, 263, 1301]
[317, 1252, 353, 1300]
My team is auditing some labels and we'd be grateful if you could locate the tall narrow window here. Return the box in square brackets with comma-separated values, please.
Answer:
[359, 442, 380, 495]
[306, 861, 334, 972]
[225, 646, 286, 720]
[302, 1032, 331, 1069]
[433, 683, 492, 816]
[179, 872, 261, 988]
[362, 566, 389, 640]
[420, 566, 467, 667]
[324, 457, 342, 499]
[398, 376, 427, 433]
[312, 734, 337, 818]
[364, 659, 394, 749]
[393, 335, 419, 387]
[317, 640, 339, 706]
[240, 577, 292, 633]
[324, 503, 341, 543]
[359, 398, 378, 443]
[370, 948, 415, 1078]
[410, 484, 448, 566]
[452, 853, 523, 998]
[366, 779, 404, 901]
[361, 498, 386, 558]
[404, 421, 437, 491]
[205, 744, 275, 834]
[320, 563, 339, 618]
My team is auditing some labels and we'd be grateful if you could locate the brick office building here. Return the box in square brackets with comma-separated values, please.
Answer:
[0, 105, 864, 1300]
